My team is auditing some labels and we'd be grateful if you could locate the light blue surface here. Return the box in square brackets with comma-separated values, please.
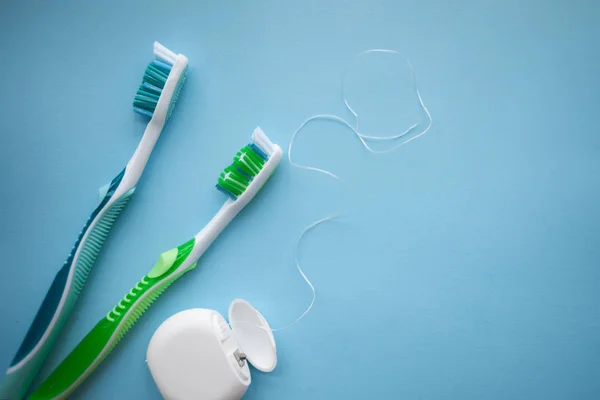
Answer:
[1, 0, 599, 399]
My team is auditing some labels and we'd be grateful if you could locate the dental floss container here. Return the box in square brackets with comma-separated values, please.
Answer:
[146, 299, 277, 400]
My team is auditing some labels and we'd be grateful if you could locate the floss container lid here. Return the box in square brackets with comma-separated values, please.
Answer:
[229, 299, 277, 372]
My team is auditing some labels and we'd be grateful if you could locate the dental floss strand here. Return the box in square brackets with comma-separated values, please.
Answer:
[274, 49, 432, 331]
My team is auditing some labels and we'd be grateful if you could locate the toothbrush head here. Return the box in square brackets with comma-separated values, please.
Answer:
[133, 41, 189, 121]
[217, 127, 283, 201]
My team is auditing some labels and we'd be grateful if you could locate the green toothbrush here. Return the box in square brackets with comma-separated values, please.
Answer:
[28, 127, 283, 400]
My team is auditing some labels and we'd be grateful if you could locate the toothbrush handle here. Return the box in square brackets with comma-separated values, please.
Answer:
[0, 169, 135, 400]
[27, 238, 198, 400]
[187, 199, 243, 262]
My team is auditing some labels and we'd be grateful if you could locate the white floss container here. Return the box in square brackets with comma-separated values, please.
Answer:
[146, 299, 276, 400]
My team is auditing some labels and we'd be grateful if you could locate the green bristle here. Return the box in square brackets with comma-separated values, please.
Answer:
[217, 145, 267, 198]
[233, 146, 265, 178]
[244, 146, 265, 167]
[218, 166, 250, 197]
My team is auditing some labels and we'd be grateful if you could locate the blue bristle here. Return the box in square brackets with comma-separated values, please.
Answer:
[142, 82, 163, 94]
[135, 94, 158, 103]
[133, 108, 154, 118]
[153, 59, 173, 73]
[133, 49, 186, 119]
[133, 59, 170, 117]
[215, 184, 237, 200]
[249, 143, 268, 160]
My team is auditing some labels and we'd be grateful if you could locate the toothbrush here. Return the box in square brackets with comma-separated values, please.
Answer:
[27, 128, 283, 400]
[0, 42, 188, 400]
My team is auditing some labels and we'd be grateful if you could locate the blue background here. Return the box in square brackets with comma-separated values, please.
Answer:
[1, 0, 599, 399]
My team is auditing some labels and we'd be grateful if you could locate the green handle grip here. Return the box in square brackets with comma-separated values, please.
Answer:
[28, 238, 197, 400]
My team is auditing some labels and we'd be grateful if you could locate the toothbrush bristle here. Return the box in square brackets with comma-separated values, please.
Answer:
[133, 42, 187, 120]
[249, 143, 268, 161]
[216, 141, 270, 200]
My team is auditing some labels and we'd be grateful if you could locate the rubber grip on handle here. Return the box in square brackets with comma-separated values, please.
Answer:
[28, 238, 197, 400]
[0, 169, 131, 400]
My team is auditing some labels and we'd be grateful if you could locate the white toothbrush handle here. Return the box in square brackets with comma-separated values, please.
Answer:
[188, 144, 283, 265]
[188, 200, 242, 262]
[117, 120, 164, 197]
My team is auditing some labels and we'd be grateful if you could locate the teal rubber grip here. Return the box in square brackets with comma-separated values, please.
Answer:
[28, 239, 197, 400]
[0, 169, 134, 400]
